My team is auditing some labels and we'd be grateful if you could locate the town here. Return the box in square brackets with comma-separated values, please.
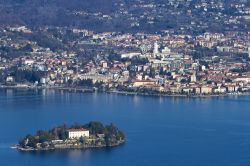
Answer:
[0, 0, 250, 96]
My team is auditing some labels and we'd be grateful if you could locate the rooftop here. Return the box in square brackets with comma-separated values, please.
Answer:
[67, 128, 89, 132]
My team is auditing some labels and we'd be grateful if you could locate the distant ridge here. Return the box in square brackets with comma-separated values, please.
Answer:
[0, 0, 249, 33]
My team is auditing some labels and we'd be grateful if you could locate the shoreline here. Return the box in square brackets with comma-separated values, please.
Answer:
[107, 90, 250, 98]
[1, 85, 250, 98]
[13, 140, 125, 152]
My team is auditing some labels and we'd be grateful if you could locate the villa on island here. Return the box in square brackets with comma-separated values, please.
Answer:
[67, 128, 89, 139]
[16, 122, 125, 151]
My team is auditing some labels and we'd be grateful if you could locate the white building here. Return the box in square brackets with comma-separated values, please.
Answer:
[190, 73, 197, 82]
[153, 42, 159, 56]
[161, 46, 171, 54]
[67, 128, 90, 139]
[40, 77, 47, 84]
[121, 52, 141, 59]
[23, 59, 34, 65]
[6, 76, 14, 83]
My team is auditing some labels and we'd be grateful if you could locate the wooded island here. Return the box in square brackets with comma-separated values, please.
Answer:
[16, 122, 125, 151]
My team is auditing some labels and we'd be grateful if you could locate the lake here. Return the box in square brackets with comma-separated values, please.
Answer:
[0, 89, 250, 166]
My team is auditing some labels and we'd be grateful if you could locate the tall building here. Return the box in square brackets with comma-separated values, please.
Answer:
[153, 42, 159, 56]
[191, 73, 197, 82]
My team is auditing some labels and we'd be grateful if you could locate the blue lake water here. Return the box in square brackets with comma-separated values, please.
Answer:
[1, 89, 250, 166]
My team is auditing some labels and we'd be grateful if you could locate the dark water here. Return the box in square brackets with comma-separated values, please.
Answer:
[1, 89, 250, 166]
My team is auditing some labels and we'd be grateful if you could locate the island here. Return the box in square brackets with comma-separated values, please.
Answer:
[16, 122, 125, 151]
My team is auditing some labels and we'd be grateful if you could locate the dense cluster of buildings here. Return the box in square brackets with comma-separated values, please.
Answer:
[0, 0, 250, 96]
[0, 23, 250, 96]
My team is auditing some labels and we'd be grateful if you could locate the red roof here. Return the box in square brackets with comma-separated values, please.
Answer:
[67, 128, 88, 132]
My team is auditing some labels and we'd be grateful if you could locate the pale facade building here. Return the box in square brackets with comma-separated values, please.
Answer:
[6, 76, 14, 83]
[191, 74, 197, 82]
[133, 80, 156, 87]
[67, 128, 90, 139]
[153, 42, 159, 56]
[201, 86, 213, 94]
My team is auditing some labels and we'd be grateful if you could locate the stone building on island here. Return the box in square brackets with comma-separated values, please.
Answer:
[67, 128, 90, 139]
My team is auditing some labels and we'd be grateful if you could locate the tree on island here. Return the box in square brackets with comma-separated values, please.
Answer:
[18, 121, 125, 149]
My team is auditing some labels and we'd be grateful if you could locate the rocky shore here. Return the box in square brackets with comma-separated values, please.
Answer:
[14, 140, 125, 152]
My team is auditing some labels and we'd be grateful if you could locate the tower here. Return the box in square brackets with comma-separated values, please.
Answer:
[191, 73, 197, 82]
[153, 42, 159, 56]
